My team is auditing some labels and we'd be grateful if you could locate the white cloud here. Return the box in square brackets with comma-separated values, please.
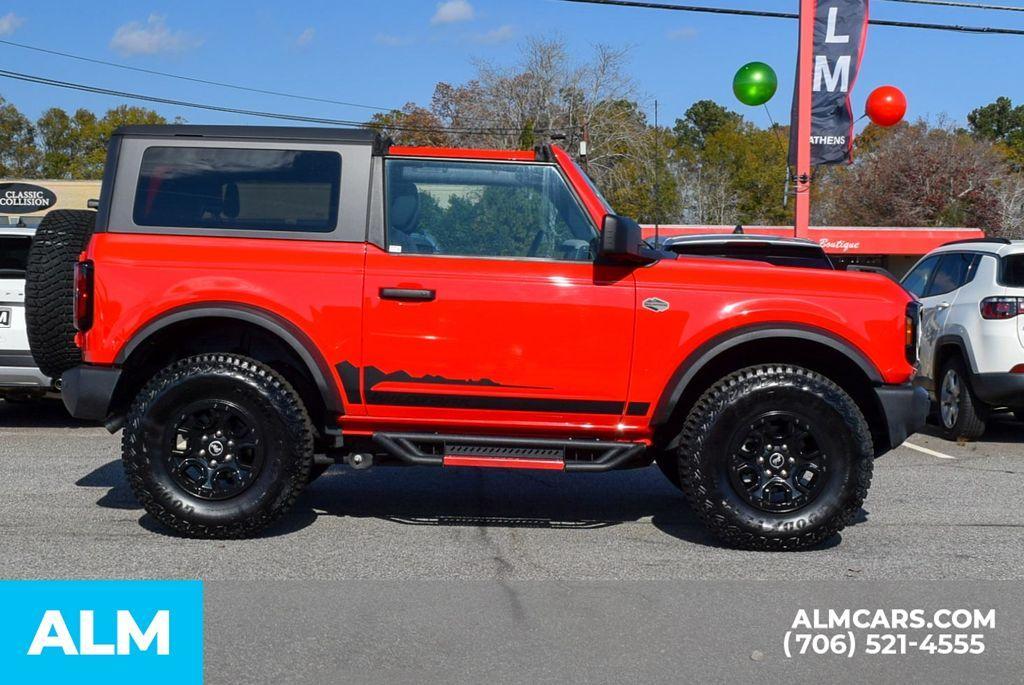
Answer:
[473, 25, 515, 45]
[0, 13, 24, 36]
[110, 15, 200, 56]
[431, 0, 474, 25]
[667, 27, 698, 40]
[295, 27, 315, 47]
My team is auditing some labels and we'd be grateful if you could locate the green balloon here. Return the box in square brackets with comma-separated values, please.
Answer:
[733, 62, 778, 107]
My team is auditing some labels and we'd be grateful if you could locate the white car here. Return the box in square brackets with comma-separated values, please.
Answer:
[901, 238, 1024, 439]
[0, 227, 53, 400]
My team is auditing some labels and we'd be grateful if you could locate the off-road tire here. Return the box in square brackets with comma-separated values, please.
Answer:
[122, 354, 313, 538]
[24, 209, 96, 378]
[675, 365, 873, 551]
[937, 357, 986, 441]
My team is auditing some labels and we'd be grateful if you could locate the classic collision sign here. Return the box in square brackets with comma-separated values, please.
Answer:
[0, 183, 57, 214]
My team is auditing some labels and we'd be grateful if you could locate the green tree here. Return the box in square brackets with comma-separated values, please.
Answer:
[36, 107, 98, 178]
[673, 99, 742, 151]
[0, 96, 41, 178]
[34, 104, 165, 179]
[967, 96, 1024, 169]
[368, 103, 452, 147]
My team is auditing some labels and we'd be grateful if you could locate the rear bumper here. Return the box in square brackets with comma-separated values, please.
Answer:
[61, 364, 121, 422]
[971, 372, 1024, 407]
[874, 383, 930, 452]
[0, 351, 52, 390]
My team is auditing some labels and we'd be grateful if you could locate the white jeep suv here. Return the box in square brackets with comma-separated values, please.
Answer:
[0, 226, 53, 400]
[901, 238, 1024, 439]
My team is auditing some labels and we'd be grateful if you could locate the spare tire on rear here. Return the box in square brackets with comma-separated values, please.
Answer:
[25, 209, 96, 379]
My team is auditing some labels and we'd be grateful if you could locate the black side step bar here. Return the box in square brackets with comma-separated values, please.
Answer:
[372, 433, 646, 472]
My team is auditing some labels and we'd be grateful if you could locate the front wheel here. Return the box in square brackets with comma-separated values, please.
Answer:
[674, 365, 873, 551]
[122, 354, 314, 538]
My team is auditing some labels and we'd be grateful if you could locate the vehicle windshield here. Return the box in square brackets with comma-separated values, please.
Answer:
[0, 235, 31, 278]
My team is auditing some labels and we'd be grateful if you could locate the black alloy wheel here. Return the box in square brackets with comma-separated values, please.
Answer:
[727, 412, 829, 514]
[164, 400, 265, 501]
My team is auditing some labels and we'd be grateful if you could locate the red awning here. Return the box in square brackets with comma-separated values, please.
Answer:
[642, 225, 988, 255]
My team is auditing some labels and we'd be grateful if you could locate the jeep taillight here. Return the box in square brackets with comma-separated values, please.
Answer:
[73, 260, 94, 332]
[905, 301, 921, 365]
[980, 296, 1024, 320]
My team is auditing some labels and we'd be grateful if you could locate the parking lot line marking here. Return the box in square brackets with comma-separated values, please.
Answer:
[901, 441, 957, 460]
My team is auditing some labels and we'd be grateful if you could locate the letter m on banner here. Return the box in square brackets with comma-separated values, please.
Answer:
[788, 0, 870, 166]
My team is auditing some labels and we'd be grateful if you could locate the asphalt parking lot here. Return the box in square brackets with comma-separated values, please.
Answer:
[2, 399, 1023, 582]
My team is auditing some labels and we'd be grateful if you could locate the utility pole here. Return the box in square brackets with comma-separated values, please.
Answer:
[653, 99, 660, 246]
[794, 0, 816, 238]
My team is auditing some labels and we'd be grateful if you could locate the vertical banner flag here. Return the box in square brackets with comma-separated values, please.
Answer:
[789, 0, 870, 166]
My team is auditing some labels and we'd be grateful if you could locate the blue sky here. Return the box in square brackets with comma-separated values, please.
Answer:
[0, 0, 1021, 131]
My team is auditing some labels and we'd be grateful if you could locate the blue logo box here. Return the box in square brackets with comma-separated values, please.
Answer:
[0, 580, 203, 685]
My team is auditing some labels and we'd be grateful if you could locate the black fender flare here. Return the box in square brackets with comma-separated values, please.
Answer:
[115, 303, 344, 415]
[934, 334, 971, 374]
[651, 323, 884, 425]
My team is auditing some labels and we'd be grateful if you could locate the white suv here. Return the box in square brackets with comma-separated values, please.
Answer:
[0, 227, 53, 400]
[901, 238, 1024, 439]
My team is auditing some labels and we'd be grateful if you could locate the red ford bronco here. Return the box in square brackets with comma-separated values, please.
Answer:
[25, 125, 928, 549]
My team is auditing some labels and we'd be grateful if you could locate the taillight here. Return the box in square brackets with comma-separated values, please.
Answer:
[980, 296, 1024, 320]
[73, 260, 94, 332]
[905, 301, 921, 365]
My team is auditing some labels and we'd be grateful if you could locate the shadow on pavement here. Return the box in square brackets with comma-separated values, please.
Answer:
[0, 398, 93, 428]
[78, 457, 851, 550]
[917, 411, 1024, 445]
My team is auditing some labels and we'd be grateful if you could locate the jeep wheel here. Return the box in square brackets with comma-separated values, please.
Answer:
[24, 209, 96, 378]
[675, 365, 873, 551]
[938, 357, 986, 441]
[122, 354, 313, 538]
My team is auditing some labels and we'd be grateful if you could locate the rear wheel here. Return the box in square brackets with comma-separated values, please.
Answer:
[938, 357, 986, 441]
[674, 365, 873, 551]
[122, 354, 313, 538]
[24, 209, 96, 378]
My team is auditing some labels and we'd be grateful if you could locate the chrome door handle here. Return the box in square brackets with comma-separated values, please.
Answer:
[937, 302, 951, 310]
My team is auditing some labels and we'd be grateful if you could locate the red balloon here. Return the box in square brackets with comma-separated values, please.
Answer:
[865, 86, 907, 127]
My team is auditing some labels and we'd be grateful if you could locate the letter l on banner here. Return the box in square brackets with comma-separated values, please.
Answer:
[789, 0, 870, 168]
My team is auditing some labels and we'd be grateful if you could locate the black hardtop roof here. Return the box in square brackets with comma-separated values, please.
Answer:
[112, 124, 379, 145]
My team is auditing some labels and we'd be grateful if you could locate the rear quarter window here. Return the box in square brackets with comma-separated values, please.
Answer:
[1000, 254, 1024, 287]
[0, 235, 31, 278]
[133, 147, 341, 232]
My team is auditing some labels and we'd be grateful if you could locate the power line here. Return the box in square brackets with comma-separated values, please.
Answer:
[880, 0, 1024, 11]
[0, 37, 526, 130]
[559, 0, 1024, 35]
[0, 38, 393, 113]
[0, 67, 556, 137]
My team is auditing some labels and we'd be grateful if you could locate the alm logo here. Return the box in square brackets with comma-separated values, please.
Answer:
[0, 580, 202, 685]
[28, 609, 170, 656]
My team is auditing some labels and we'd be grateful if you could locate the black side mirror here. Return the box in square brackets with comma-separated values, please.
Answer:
[600, 214, 655, 264]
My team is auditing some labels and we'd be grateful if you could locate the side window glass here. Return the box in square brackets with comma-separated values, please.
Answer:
[901, 256, 938, 298]
[926, 253, 975, 297]
[384, 159, 597, 261]
[134, 147, 341, 233]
